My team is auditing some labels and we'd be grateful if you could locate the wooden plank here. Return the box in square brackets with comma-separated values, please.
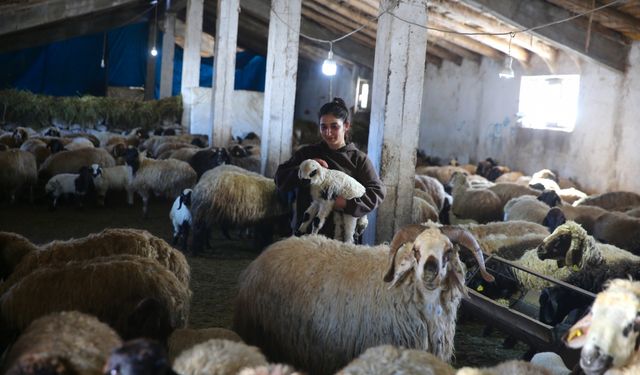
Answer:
[427, 42, 463, 66]
[546, 0, 640, 38]
[427, 24, 504, 61]
[300, 7, 376, 47]
[428, 37, 483, 64]
[302, 1, 378, 41]
[460, 0, 630, 71]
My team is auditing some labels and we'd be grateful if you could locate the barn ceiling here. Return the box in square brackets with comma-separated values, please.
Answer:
[0, 0, 637, 72]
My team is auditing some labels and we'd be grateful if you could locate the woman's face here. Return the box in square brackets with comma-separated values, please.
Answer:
[319, 114, 350, 150]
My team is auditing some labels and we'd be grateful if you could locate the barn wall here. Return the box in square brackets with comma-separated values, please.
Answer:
[419, 42, 640, 194]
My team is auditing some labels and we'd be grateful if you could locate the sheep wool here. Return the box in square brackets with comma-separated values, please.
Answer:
[168, 328, 242, 363]
[336, 345, 455, 375]
[456, 360, 552, 375]
[237, 364, 303, 375]
[0, 149, 37, 203]
[0, 231, 38, 282]
[2, 311, 122, 375]
[172, 339, 267, 375]
[38, 147, 115, 179]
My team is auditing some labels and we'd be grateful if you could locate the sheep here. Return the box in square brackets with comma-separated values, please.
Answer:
[238, 365, 302, 375]
[0, 228, 190, 295]
[449, 172, 503, 224]
[0, 254, 191, 342]
[495, 171, 525, 184]
[162, 147, 201, 162]
[556, 187, 588, 205]
[0, 127, 29, 149]
[564, 279, 640, 375]
[188, 147, 231, 179]
[229, 144, 261, 173]
[592, 211, 640, 254]
[124, 148, 197, 217]
[170, 189, 193, 250]
[1, 311, 122, 375]
[233, 224, 493, 375]
[296, 159, 366, 243]
[335, 345, 455, 375]
[413, 196, 439, 224]
[574, 191, 640, 212]
[0, 149, 37, 204]
[191, 165, 290, 253]
[487, 182, 541, 208]
[415, 174, 446, 210]
[168, 328, 243, 363]
[172, 339, 268, 375]
[415, 165, 469, 185]
[503, 191, 562, 225]
[104, 338, 177, 375]
[38, 147, 116, 180]
[19, 138, 51, 166]
[44, 166, 94, 210]
[0, 232, 38, 282]
[63, 136, 95, 151]
[155, 141, 198, 159]
[458, 220, 550, 256]
[543, 204, 609, 234]
[90, 163, 134, 206]
[456, 361, 552, 375]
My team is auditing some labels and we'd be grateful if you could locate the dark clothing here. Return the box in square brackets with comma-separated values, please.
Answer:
[274, 142, 385, 236]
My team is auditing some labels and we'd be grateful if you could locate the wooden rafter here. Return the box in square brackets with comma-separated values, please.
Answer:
[546, 0, 640, 39]
[427, 24, 504, 61]
[428, 37, 483, 63]
[427, 41, 463, 65]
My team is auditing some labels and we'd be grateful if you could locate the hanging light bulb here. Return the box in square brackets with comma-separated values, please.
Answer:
[150, 3, 158, 57]
[499, 32, 516, 80]
[322, 42, 337, 76]
[100, 32, 107, 69]
[150, 46, 158, 56]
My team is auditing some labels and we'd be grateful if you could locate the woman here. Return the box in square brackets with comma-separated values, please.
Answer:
[275, 98, 385, 240]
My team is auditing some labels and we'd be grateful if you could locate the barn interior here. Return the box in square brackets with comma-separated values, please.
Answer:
[1, 0, 640, 374]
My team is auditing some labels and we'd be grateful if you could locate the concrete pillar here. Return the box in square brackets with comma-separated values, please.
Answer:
[144, 17, 158, 100]
[211, 0, 240, 147]
[181, 0, 204, 133]
[159, 12, 176, 99]
[260, 0, 301, 177]
[365, 0, 429, 244]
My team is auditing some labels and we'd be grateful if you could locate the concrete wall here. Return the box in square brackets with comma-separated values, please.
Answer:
[419, 42, 640, 194]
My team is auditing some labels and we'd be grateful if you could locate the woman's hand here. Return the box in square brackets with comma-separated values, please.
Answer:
[334, 196, 347, 211]
[312, 158, 328, 168]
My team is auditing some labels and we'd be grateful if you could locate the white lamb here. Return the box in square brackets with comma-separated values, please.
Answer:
[90, 163, 134, 206]
[44, 167, 93, 209]
[170, 189, 193, 250]
[296, 159, 366, 243]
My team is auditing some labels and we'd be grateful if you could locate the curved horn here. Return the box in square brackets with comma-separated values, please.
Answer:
[440, 226, 495, 283]
[384, 224, 428, 283]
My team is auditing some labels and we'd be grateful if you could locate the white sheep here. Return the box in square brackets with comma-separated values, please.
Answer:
[564, 279, 640, 375]
[168, 327, 242, 363]
[1, 311, 122, 375]
[170, 189, 193, 250]
[233, 224, 493, 375]
[296, 159, 366, 243]
[172, 339, 268, 375]
[44, 167, 94, 209]
[90, 163, 134, 206]
[38, 147, 116, 180]
[336, 345, 455, 375]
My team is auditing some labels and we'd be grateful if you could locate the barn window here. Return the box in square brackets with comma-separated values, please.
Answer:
[517, 74, 580, 132]
[355, 78, 370, 112]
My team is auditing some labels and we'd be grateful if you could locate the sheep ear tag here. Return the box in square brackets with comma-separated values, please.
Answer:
[563, 313, 592, 348]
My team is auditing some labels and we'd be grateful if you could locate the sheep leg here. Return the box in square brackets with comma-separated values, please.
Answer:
[333, 213, 344, 241]
[311, 201, 334, 235]
[180, 222, 190, 250]
[342, 215, 358, 244]
[297, 202, 320, 235]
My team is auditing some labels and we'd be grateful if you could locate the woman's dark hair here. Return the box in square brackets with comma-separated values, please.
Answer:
[318, 97, 350, 123]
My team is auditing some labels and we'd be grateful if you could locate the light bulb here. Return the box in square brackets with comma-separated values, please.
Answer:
[150, 47, 158, 57]
[100, 58, 105, 68]
[322, 50, 337, 76]
[498, 56, 514, 79]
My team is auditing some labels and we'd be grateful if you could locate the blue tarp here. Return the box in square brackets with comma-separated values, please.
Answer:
[0, 21, 266, 97]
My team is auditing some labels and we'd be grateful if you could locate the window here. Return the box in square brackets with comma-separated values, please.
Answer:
[354, 78, 370, 113]
[517, 75, 580, 132]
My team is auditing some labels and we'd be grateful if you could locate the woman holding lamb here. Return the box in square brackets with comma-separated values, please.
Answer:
[275, 97, 385, 242]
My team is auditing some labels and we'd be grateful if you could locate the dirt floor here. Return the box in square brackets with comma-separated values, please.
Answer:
[0, 194, 528, 368]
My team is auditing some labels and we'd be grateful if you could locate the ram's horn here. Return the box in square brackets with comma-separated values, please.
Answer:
[440, 227, 495, 282]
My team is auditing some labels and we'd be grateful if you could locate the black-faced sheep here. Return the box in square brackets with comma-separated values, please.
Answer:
[564, 279, 640, 375]
[0, 149, 37, 204]
[104, 338, 178, 375]
[574, 191, 640, 212]
[124, 148, 197, 217]
[170, 189, 193, 250]
[503, 190, 561, 226]
[233, 224, 493, 375]
[191, 165, 290, 253]
[296, 159, 366, 243]
[543, 204, 608, 234]
[172, 339, 268, 375]
[0, 255, 190, 344]
[90, 163, 134, 206]
[44, 166, 94, 210]
[188, 147, 231, 179]
[1, 311, 122, 375]
[229, 144, 261, 173]
[449, 172, 503, 224]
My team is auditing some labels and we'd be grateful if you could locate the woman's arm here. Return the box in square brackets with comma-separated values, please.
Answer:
[343, 157, 386, 217]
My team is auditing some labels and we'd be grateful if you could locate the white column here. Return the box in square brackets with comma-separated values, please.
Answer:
[159, 12, 176, 98]
[365, 0, 429, 244]
[260, 0, 301, 177]
[211, 0, 240, 147]
[180, 0, 204, 133]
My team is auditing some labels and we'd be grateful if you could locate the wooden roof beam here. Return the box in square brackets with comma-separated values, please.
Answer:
[459, 0, 630, 72]
[302, 1, 378, 41]
[300, 8, 376, 47]
[428, 36, 483, 64]
[427, 42, 463, 65]
[545, 0, 640, 39]
[427, 25, 504, 61]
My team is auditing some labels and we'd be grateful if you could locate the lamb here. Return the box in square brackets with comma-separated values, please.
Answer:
[104, 338, 178, 375]
[449, 172, 503, 224]
[191, 165, 290, 253]
[0, 227, 190, 295]
[233, 224, 493, 375]
[574, 191, 640, 211]
[564, 279, 640, 375]
[172, 339, 268, 375]
[168, 327, 242, 363]
[296, 159, 366, 243]
[0, 254, 191, 342]
[44, 166, 94, 209]
[170, 189, 193, 250]
[124, 148, 197, 217]
[38, 147, 116, 180]
[90, 163, 134, 206]
[0, 149, 37, 204]
[336, 345, 455, 375]
[1, 311, 122, 375]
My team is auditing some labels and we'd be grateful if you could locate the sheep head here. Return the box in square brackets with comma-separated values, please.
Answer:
[90, 163, 103, 178]
[565, 279, 640, 374]
[298, 159, 326, 185]
[447, 172, 469, 195]
[537, 221, 592, 268]
[179, 189, 192, 209]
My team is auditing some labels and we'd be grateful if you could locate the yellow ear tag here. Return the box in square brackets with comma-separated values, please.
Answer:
[572, 265, 580, 272]
[568, 328, 583, 341]
[476, 285, 484, 292]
